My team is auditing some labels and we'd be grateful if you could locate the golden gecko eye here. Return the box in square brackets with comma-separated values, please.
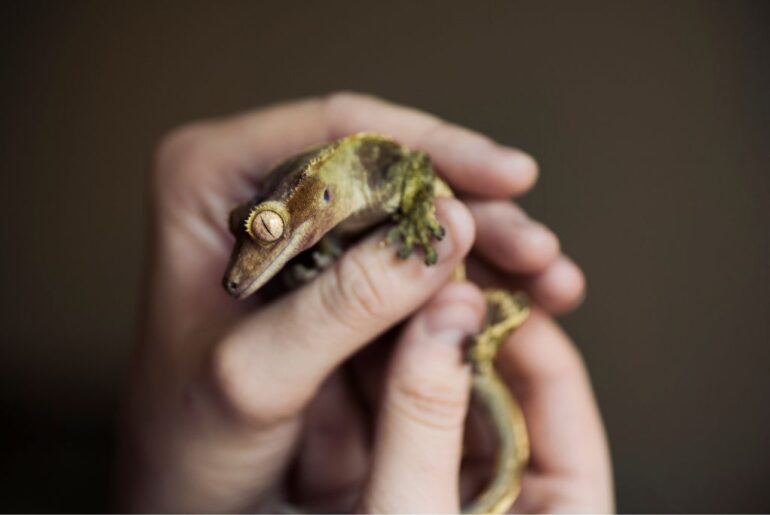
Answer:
[246, 209, 285, 242]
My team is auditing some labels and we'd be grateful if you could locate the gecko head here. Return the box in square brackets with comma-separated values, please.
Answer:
[223, 201, 300, 299]
[222, 172, 340, 299]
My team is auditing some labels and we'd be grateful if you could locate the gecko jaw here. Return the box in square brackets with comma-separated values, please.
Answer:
[233, 221, 311, 300]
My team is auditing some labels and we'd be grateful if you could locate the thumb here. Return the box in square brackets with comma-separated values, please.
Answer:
[361, 281, 485, 513]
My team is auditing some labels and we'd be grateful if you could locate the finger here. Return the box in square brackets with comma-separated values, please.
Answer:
[209, 198, 475, 425]
[361, 281, 485, 513]
[467, 199, 561, 274]
[526, 255, 586, 314]
[325, 92, 538, 197]
[466, 255, 586, 315]
[292, 371, 368, 512]
[155, 93, 537, 210]
[497, 309, 614, 511]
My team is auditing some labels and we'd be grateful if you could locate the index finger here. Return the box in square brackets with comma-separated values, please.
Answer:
[172, 91, 537, 199]
[324, 92, 538, 196]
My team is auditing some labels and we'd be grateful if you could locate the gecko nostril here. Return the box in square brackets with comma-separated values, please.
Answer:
[227, 280, 238, 291]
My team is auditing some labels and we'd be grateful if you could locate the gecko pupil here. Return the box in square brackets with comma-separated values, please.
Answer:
[323, 189, 330, 202]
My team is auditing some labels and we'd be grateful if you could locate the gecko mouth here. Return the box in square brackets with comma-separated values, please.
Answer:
[231, 222, 311, 300]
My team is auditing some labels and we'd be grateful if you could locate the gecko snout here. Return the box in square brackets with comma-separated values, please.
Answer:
[225, 279, 240, 294]
[223, 267, 247, 297]
[223, 268, 256, 299]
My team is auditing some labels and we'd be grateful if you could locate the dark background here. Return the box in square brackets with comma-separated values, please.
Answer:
[1, 1, 768, 512]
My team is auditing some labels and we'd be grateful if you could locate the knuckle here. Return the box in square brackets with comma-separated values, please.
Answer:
[389, 374, 468, 432]
[208, 341, 299, 426]
[322, 248, 393, 328]
[209, 342, 257, 420]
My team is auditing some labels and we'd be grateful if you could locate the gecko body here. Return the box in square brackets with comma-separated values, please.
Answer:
[224, 134, 443, 298]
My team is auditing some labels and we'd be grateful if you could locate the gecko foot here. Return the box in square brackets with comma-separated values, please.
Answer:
[387, 208, 445, 265]
[386, 151, 446, 265]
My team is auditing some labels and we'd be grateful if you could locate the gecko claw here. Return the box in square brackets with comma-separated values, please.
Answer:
[423, 248, 438, 265]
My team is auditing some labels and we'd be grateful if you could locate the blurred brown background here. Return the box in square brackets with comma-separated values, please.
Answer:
[1, 1, 768, 512]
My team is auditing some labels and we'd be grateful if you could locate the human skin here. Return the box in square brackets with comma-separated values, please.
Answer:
[117, 92, 613, 513]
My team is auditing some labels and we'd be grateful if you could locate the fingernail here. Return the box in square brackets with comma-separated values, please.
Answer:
[424, 302, 481, 346]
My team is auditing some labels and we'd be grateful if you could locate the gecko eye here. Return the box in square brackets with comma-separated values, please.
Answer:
[323, 189, 330, 203]
[248, 209, 285, 242]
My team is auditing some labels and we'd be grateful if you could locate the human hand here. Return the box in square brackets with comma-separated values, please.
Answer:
[118, 92, 611, 512]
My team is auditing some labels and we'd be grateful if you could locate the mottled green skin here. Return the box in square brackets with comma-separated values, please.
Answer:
[223, 133, 444, 299]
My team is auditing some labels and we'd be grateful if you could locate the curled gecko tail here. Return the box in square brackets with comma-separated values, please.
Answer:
[464, 372, 530, 514]
[462, 290, 530, 514]
[484, 290, 530, 332]
[468, 290, 530, 375]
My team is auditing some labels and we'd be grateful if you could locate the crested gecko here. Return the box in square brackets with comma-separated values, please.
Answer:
[223, 133, 529, 513]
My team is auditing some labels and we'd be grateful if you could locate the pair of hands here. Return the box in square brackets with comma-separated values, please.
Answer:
[119, 92, 613, 513]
